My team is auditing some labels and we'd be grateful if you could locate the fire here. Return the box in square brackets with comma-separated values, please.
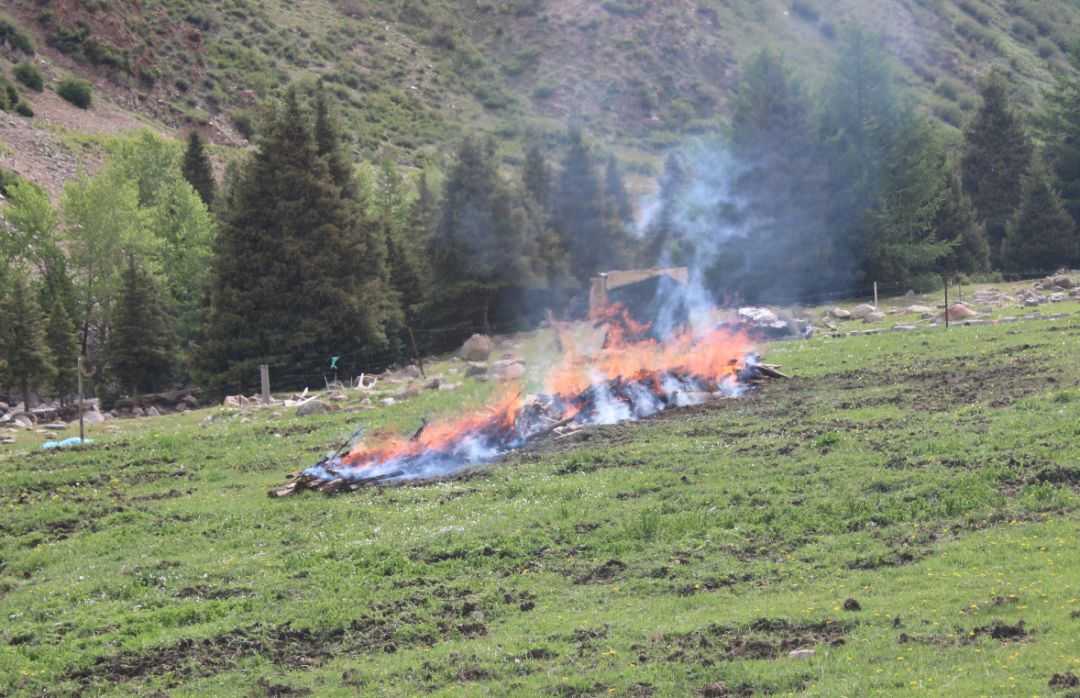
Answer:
[296, 304, 758, 487]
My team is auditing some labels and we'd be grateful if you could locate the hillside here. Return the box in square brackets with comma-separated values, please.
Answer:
[2, 0, 1080, 194]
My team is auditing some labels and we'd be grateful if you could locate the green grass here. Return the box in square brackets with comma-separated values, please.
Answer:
[1, 312, 1079, 695]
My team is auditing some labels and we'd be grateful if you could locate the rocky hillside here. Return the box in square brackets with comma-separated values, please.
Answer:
[2, 0, 1080, 193]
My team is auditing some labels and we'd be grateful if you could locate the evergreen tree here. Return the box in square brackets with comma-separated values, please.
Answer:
[45, 299, 80, 404]
[425, 137, 546, 332]
[200, 86, 395, 390]
[860, 116, 953, 285]
[0, 273, 55, 408]
[934, 168, 990, 275]
[107, 256, 174, 395]
[960, 72, 1034, 267]
[181, 130, 215, 208]
[726, 49, 834, 301]
[552, 128, 630, 283]
[604, 154, 634, 227]
[1040, 42, 1080, 257]
[1000, 162, 1079, 273]
[522, 145, 552, 212]
[643, 151, 692, 266]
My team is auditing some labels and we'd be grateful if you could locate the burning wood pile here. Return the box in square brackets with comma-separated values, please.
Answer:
[270, 306, 787, 497]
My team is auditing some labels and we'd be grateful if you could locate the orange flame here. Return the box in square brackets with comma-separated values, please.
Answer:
[335, 304, 755, 472]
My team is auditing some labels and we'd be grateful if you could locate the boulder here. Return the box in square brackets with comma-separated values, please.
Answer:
[939, 303, 977, 321]
[438, 382, 462, 391]
[829, 308, 851, 319]
[296, 399, 338, 417]
[1, 435, 14, 444]
[82, 410, 105, 424]
[0, 402, 8, 413]
[175, 402, 189, 413]
[903, 305, 934, 315]
[1050, 292, 1068, 302]
[144, 406, 161, 418]
[464, 362, 488, 378]
[380, 397, 396, 407]
[501, 362, 526, 381]
[424, 377, 443, 390]
[459, 334, 494, 362]
[788, 648, 815, 660]
[863, 311, 886, 323]
[402, 384, 422, 399]
[1053, 274, 1072, 289]
[402, 364, 422, 378]
[130, 407, 145, 418]
[182, 394, 199, 407]
[12, 415, 33, 429]
[850, 303, 877, 320]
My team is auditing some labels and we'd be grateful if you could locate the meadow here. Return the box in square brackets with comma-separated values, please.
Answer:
[1, 304, 1078, 696]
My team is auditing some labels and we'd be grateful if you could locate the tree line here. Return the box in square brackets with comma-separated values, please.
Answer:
[645, 29, 1080, 303]
[4, 29, 1080, 405]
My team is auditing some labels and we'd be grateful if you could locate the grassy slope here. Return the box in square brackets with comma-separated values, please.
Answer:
[1, 298, 1078, 695]
[3, 0, 1080, 180]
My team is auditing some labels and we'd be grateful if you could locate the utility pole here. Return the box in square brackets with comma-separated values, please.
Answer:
[943, 274, 950, 329]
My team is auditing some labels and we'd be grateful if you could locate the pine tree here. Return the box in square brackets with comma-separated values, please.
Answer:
[1000, 162, 1079, 274]
[934, 168, 990, 275]
[643, 151, 692, 266]
[552, 128, 630, 283]
[1040, 43, 1080, 260]
[522, 145, 552, 212]
[199, 86, 395, 390]
[45, 299, 80, 404]
[727, 49, 834, 301]
[107, 256, 174, 396]
[960, 72, 1034, 267]
[0, 273, 55, 408]
[181, 130, 215, 208]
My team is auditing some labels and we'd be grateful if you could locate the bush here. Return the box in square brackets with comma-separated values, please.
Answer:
[57, 77, 92, 108]
[1037, 37, 1056, 58]
[0, 78, 19, 111]
[15, 101, 32, 117]
[13, 62, 43, 91]
[791, 0, 820, 22]
[0, 13, 36, 54]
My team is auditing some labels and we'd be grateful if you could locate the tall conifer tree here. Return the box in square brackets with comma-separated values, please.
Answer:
[0, 273, 55, 408]
[934, 168, 990, 275]
[45, 299, 80, 404]
[181, 130, 215, 208]
[1000, 162, 1079, 273]
[1041, 43, 1080, 256]
[960, 72, 1034, 267]
[107, 256, 174, 396]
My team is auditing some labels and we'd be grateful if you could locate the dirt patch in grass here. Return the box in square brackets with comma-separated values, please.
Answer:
[972, 620, 1029, 641]
[64, 610, 432, 688]
[575, 558, 626, 584]
[640, 618, 850, 666]
[1049, 671, 1080, 689]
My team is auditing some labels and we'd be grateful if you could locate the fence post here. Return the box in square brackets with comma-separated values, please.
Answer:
[873, 281, 878, 309]
[77, 356, 84, 443]
[260, 364, 270, 405]
[408, 327, 426, 378]
[943, 274, 949, 329]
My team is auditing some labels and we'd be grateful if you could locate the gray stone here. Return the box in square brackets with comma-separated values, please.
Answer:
[82, 410, 105, 424]
[829, 308, 851, 319]
[380, 397, 396, 407]
[403, 364, 422, 378]
[296, 399, 338, 417]
[144, 406, 161, 418]
[438, 382, 462, 391]
[1049, 292, 1067, 302]
[903, 305, 934, 315]
[130, 407, 145, 418]
[175, 402, 189, 413]
[788, 648, 815, 660]
[863, 311, 886, 323]
[0, 402, 8, 413]
[464, 362, 488, 377]
[424, 377, 443, 390]
[850, 303, 877, 320]
[459, 334, 494, 362]
[501, 362, 526, 380]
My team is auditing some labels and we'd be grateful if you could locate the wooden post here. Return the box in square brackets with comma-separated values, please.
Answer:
[943, 274, 949, 329]
[77, 356, 84, 443]
[260, 364, 270, 405]
[873, 281, 878, 309]
[408, 327, 426, 378]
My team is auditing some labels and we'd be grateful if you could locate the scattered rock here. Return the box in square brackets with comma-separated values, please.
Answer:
[459, 334, 494, 362]
[464, 362, 488, 378]
[12, 415, 33, 429]
[788, 648, 815, 660]
[0, 401, 8, 413]
[830, 308, 852, 319]
[130, 407, 145, 418]
[903, 304, 934, 315]
[1053, 274, 1072, 289]
[1049, 292, 1067, 303]
[424, 378, 443, 390]
[144, 406, 161, 418]
[402, 384, 422, 399]
[175, 402, 188, 412]
[44, 431, 58, 439]
[438, 382, 462, 391]
[380, 397, 396, 407]
[863, 311, 886, 323]
[296, 399, 338, 417]
[850, 304, 877, 320]
[501, 363, 526, 381]
[82, 410, 104, 424]
[403, 364, 422, 378]
[0, 435, 14, 444]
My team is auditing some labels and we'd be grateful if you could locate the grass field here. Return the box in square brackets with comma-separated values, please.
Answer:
[1, 308, 1079, 696]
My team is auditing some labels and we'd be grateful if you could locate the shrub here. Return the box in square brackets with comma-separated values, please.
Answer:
[1037, 37, 1056, 58]
[958, 0, 991, 25]
[791, 0, 820, 23]
[0, 13, 36, 54]
[13, 62, 43, 91]
[15, 101, 32, 117]
[0, 78, 19, 110]
[57, 77, 92, 108]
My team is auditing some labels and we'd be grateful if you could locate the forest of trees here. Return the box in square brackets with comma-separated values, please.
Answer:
[3, 29, 1080, 406]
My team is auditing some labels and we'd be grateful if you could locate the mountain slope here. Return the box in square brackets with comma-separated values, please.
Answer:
[1, 0, 1079, 193]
